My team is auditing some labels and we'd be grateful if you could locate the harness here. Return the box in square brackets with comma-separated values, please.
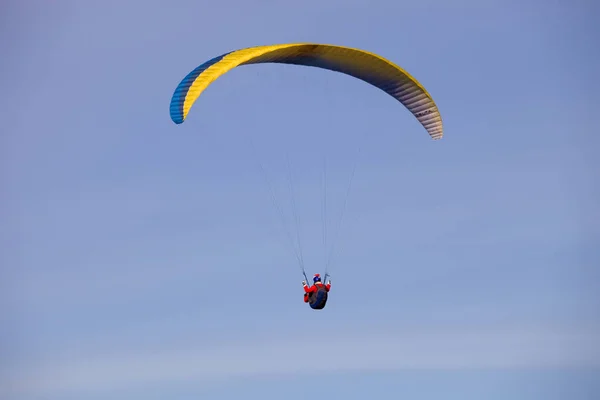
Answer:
[308, 283, 329, 309]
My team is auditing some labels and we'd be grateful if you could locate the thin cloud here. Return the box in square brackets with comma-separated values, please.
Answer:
[3, 326, 599, 398]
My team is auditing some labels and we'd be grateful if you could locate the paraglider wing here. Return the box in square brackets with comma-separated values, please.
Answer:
[169, 43, 443, 139]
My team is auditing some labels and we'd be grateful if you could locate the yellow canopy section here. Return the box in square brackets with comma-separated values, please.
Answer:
[169, 43, 443, 140]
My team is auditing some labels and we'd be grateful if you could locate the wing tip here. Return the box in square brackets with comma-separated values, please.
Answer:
[169, 109, 185, 124]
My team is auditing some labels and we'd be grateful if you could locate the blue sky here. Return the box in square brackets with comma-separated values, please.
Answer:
[1, 0, 599, 399]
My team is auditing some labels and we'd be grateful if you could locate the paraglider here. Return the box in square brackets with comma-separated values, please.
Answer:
[169, 42, 443, 140]
[303, 274, 331, 310]
[169, 42, 444, 310]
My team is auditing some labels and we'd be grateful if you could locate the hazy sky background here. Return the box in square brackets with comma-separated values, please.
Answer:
[1, 0, 599, 399]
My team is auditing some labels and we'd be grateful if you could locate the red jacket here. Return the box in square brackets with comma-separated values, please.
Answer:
[304, 282, 331, 293]
[303, 281, 331, 302]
